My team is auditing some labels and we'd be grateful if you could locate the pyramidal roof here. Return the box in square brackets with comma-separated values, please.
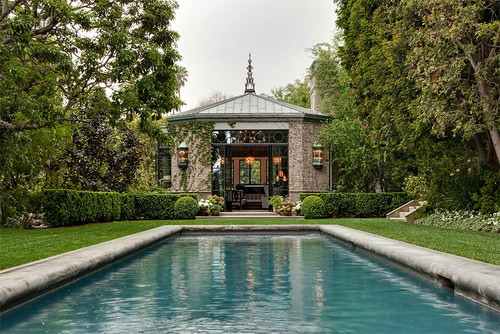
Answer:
[168, 54, 329, 125]
[167, 93, 329, 124]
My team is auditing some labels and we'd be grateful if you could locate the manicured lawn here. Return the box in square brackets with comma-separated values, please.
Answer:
[1, 218, 499, 270]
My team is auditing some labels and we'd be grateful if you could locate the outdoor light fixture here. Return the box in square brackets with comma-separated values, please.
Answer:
[276, 170, 287, 182]
[177, 141, 189, 169]
[245, 156, 255, 165]
[313, 141, 324, 169]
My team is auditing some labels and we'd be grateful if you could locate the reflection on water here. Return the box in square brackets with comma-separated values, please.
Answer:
[1, 235, 499, 333]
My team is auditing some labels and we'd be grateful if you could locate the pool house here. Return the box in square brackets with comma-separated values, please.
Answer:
[158, 57, 332, 210]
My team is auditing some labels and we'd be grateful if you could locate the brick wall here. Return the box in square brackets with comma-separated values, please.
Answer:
[288, 121, 329, 201]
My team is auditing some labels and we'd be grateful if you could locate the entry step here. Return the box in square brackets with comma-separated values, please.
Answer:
[196, 210, 304, 219]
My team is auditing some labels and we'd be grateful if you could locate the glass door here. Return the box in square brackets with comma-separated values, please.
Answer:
[269, 145, 288, 197]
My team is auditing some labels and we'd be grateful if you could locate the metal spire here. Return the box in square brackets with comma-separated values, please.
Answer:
[244, 52, 256, 94]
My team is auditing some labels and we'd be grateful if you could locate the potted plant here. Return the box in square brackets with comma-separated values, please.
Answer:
[293, 200, 302, 216]
[277, 197, 296, 216]
[269, 195, 284, 212]
[198, 199, 212, 216]
[208, 195, 224, 216]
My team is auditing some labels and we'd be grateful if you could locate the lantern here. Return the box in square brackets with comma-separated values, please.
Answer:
[177, 142, 188, 169]
[312, 141, 324, 169]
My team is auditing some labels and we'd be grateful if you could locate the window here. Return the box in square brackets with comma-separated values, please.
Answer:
[239, 160, 261, 184]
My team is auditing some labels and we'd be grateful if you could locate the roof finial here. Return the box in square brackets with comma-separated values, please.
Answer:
[244, 52, 256, 94]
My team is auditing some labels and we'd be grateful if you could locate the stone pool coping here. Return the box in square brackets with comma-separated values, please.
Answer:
[1, 225, 499, 312]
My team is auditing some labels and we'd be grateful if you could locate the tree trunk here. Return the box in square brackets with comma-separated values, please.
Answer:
[488, 121, 500, 167]
[374, 172, 383, 193]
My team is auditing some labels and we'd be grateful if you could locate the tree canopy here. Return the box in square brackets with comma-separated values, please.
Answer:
[0, 0, 181, 133]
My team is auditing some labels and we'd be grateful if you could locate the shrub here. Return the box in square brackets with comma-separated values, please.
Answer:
[300, 192, 411, 218]
[268, 195, 284, 210]
[43, 189, 121, 226]
[301, 196, 326, 219]
[414, 211, 500, 233]
[42, 190, 198, 225]
[174, 196, 199, 219]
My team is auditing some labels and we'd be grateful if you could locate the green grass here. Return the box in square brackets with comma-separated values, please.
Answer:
[1, 218, 499, 270]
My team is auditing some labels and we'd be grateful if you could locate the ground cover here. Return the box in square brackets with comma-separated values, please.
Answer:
[0, 218, 499, 270]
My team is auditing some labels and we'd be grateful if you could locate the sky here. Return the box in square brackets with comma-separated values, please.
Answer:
[171, 0, 338, 111]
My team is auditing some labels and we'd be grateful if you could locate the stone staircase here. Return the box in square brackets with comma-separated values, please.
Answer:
[386, 200, 427, 223]
[197, 210, 304, 220]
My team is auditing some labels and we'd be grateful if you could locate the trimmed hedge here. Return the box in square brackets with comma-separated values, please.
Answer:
[174, 196, 200, 219]
[43, 190, 197, 226]
[301, 196, 326, 219]
[300, 192, 412, 218]
[43, 189, 121, 226]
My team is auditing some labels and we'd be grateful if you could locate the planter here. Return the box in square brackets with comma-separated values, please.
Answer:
[211, 208, 220, 216]
[200, 208, 209, 216]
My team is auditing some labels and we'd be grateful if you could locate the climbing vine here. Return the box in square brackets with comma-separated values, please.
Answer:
[168, 121, 214, 192]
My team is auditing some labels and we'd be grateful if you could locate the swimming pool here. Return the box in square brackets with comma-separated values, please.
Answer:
[1, 234, 499, 333]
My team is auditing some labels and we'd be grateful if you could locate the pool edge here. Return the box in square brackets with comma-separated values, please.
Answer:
[1, 224, 499, 313]
[0, 225, 182, 311]
[319, 225, 500, 312]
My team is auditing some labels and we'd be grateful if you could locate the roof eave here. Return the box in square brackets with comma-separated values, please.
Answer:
[168, 113, 330, 125]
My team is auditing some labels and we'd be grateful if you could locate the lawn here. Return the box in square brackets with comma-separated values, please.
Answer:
[1, 218, 499, 270]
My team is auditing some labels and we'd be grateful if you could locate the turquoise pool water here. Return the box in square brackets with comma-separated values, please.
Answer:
[1, 234, 499, 333]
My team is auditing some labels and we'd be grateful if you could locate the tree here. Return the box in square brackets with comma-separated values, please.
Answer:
[175, 65, 189, 100]
[0, 0, 181, 133]
[63, 112, 142, 193]
[197, 91, 233, 107]
[265, 78, 311, 109]
[401, 0, 500, 169]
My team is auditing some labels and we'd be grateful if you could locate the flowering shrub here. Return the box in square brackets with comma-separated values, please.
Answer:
[414, 210, 500, 233]
[198, 199, 212, 209]
[208, 195, 224, 210]
[293, 200, 302, 214]
[277, 198, 296, 215]
[4, 213, 46, 229]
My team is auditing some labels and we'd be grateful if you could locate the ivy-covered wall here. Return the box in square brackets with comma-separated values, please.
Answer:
[170, 122, 214, 197]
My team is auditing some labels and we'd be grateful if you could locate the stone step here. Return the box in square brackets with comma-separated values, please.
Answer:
[197, 210, 304, 219]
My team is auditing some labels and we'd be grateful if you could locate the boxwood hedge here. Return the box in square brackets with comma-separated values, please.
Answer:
[300, 192, 411, 218]
[43, 190, 197, 226]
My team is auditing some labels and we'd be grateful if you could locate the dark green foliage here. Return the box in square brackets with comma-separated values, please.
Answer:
[472, 171, 500, 214]
[437, 169, 485, 212]
[120, 194, 136, 220]
[301, 196, 326, 219]
[0, 190, 43, 226]
[174, 196, 200, 219]
[301, 192, 411, 218]
[42, 190, 197, 226]
[43, 190, 121, 227]
[64, 113, 142, 193]
[127, 193, 197, 220]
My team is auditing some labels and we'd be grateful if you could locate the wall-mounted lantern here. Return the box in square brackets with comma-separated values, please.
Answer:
[313, 141, 324, 169]
[177, 141, 188, 169]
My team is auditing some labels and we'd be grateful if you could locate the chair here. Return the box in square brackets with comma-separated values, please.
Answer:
[232, 190, 246, 210]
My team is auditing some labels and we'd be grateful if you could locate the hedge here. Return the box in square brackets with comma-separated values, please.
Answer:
[43, 190, 197, 226]
[43, 190, 121, 226]
[300, 192, 412, 218]
[122, 193, 197, 220]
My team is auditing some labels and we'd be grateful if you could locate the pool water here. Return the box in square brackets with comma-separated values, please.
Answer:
[1, 235, 499, 333]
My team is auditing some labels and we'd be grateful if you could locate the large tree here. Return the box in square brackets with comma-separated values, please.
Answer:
[401, 0, 500, 169]
[0, 0, 181, 133]
[265, 78, 311, 109]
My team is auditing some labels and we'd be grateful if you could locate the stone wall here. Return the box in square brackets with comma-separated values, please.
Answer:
[288, 121, 330, 201]
[170, 130, 211, 199]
